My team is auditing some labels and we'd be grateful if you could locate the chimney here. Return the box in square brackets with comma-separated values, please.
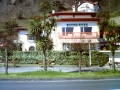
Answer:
[78, 2, 81, 5]
[52, 10, 55, 14]
[72, 4, 75, 12]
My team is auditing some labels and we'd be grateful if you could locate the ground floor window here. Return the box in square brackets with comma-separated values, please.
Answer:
[63, 43, 95, 51]
[29, 46, 35, 51]
[63, 43, 71, 51]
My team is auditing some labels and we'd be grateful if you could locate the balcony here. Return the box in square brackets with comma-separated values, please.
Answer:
[58, 32, 98, 39]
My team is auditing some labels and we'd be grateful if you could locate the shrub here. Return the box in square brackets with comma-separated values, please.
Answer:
[91, 51, 109, 66]
[0, 50, 109, 66]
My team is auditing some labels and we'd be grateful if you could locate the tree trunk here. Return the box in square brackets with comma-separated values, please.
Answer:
[43, 50, 47, 71]
[111, 51, 116, 71]
[78, 52, 82, 73]
[5, 49, 8, 74]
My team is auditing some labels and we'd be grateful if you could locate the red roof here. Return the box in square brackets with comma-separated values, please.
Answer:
[58, 18, 100, 22]
[52, 12, 97, 17]
[14, 27, 27, 32]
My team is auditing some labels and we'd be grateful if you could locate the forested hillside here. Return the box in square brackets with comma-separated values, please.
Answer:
[0, 0, 120, 27]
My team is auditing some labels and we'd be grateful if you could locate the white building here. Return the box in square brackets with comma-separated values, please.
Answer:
[0, 0, 101, 52]
[16, 1, 100, 51]
[15, 27, 36, 51]
[14, 1, 120, 63]
[51, 1, 100, 51]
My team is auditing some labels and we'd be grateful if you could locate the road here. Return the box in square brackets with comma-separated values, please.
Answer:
[0, 79, 120, 90]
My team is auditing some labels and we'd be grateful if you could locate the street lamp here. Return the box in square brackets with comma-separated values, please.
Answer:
[88, 39, 91, 66]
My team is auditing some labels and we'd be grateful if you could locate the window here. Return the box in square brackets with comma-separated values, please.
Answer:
[62, 27, 92, 32]
[63, 43, 71, 51]
[62, 27, 73, 32]
[29, 46, 35, 51]
[27, 35, 34, 40]
[62, 27, 73, 35]
[81, 27, 92, 32]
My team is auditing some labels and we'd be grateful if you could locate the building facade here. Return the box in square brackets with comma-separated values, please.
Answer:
[14, 1, 120, 63]
[16, 1, 100, 51]
[15, 27, 36, 51]
[51, 1, 100, 51]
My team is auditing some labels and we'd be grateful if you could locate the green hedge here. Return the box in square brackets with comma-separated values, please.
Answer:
[0, 51, 5, 63]
[0, 50, 109, 66]
[91, 51, 109, 66]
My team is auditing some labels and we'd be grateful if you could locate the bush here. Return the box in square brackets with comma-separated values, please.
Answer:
[0, 51, 5, 62]
[0, 50, 109, 66]
[110, 10, 120, 17]
[91, 51, 109, 66]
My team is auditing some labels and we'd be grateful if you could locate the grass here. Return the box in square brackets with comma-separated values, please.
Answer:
[0, 63, 120, 79]
[0, 69, 120, 79]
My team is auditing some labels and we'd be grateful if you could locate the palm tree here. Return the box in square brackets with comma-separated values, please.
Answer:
[28, 14, 57, 71]
[28, 0, 58, 71]
[98, 17, 120, 71]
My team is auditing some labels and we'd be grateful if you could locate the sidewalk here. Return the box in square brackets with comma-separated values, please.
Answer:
[0, 65, 110, 73]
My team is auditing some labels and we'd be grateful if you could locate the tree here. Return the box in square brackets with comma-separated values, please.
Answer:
[97, 11, 120, 71]
[28, 12, 57, 71]
[39, 0, 69, 14]
[51, 0, 70, 12]
[103, 21, 120, 71]
[70, 42, 88, 73]
[28, 15, 57, 71]
[0, 20, 19, 74]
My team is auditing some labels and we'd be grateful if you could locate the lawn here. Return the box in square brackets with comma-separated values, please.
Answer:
[0, 69, 120, 79]
[0, 63, 120, 79]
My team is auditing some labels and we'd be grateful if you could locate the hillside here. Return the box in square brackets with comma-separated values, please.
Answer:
[110, 16, 120, 25]
[0, 0, 99, 21]
[0, 0, 79, 27]
[0, 0, 120, 28]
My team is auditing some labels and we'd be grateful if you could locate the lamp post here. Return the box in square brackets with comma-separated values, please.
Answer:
[88, 39, 91, 66]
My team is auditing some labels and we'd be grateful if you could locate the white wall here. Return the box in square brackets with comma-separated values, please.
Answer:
[18, 30, 36, 51]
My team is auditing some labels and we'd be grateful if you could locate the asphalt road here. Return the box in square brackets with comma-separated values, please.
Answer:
[0, 79, 120, 90]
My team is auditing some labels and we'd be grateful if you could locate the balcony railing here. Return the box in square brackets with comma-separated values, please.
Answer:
[58, 32, 98, 39]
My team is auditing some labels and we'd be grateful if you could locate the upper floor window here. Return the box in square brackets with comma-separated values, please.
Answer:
[27, 35, 34, 40]
[62, 27, 73, 32]
[62, 27, 73, 35]
[62, 27, 92, 33]
[81, 27, 92, 32]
